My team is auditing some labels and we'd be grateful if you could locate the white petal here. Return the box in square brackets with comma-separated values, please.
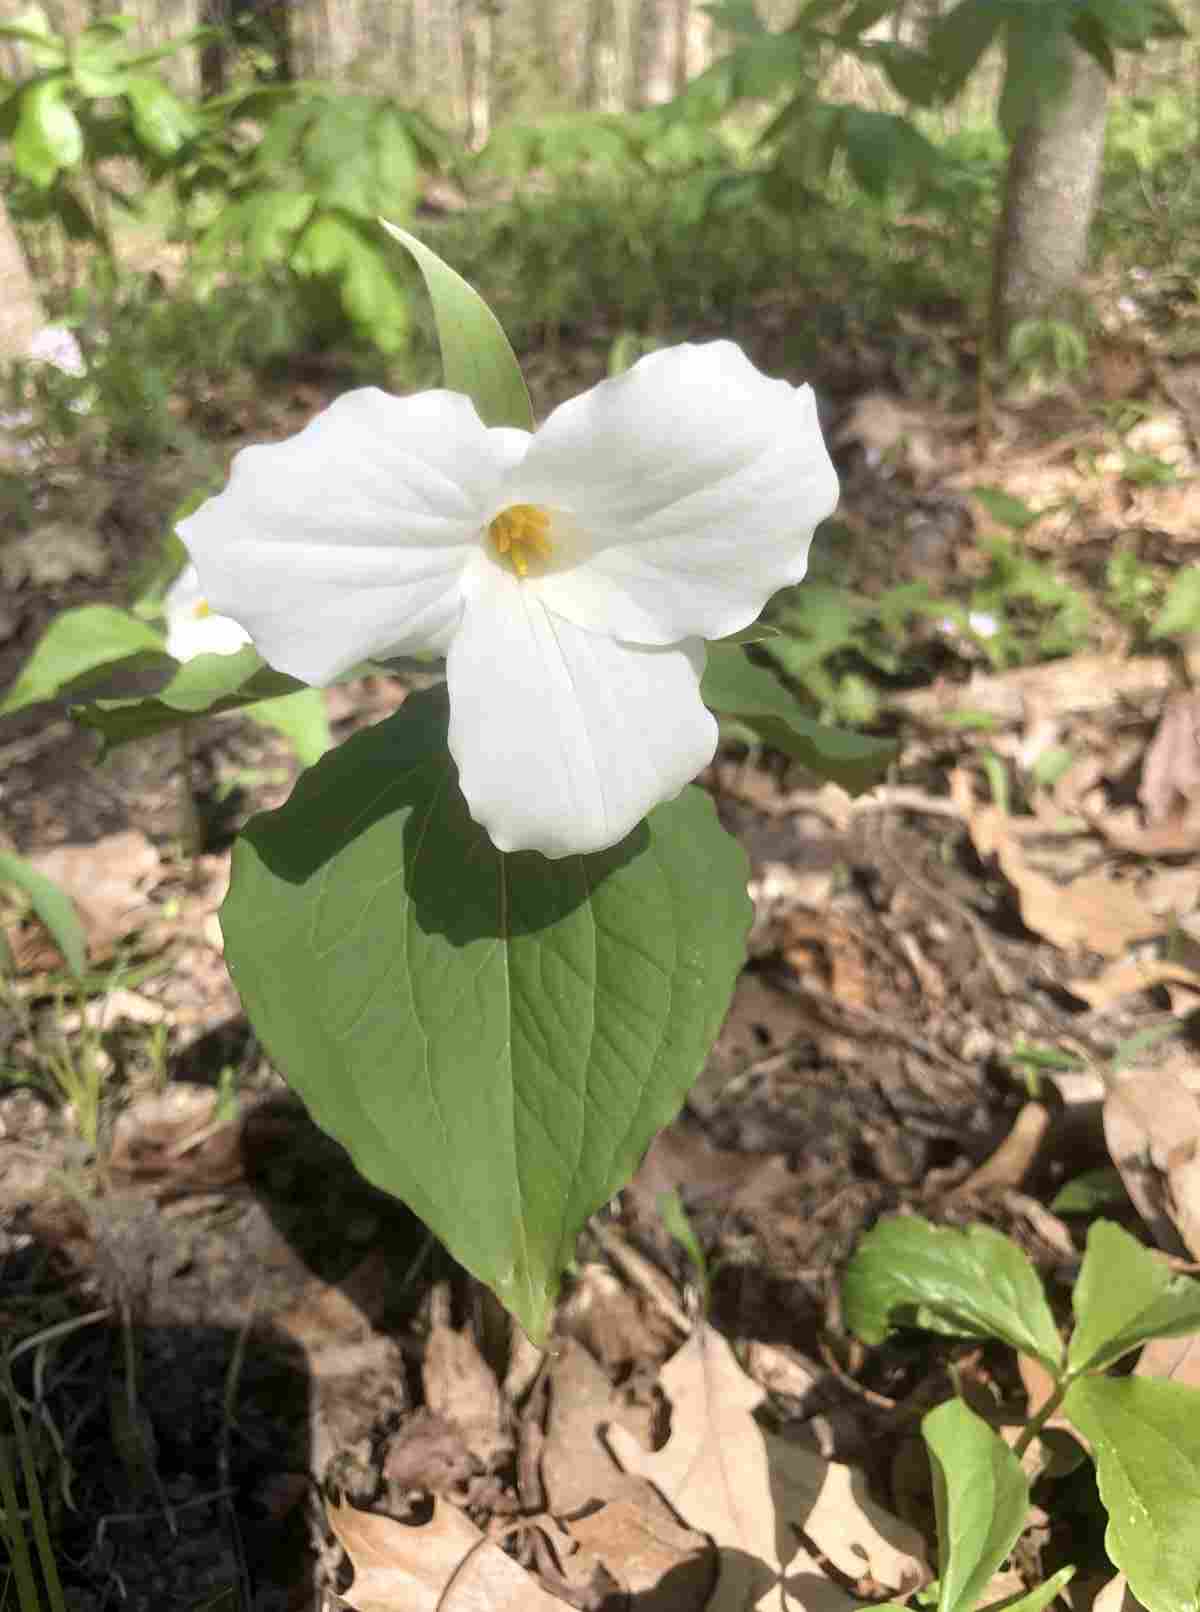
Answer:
[163, 564, 252, 660]
[177, 389, 528, 685]
[503, 342, 838, 644]
[447, 562, 717, 857]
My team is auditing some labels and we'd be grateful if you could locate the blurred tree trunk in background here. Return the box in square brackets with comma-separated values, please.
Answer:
[632, 0, 676, 105]
[0, 197, 45, 365]
[990, 40, 1109, 357]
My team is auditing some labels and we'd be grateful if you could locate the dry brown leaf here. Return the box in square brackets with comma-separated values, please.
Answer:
[1104, 1070, 1200, 1261]
[951, 773, 1160, 956]
[423, 1314, 510, 1471]
[606, 1322, 927, 1612]
[1141, 694, 1200, 827]
[950, 1102, 1050, 1197]
[1136, 1333, 1200, 1389]
[1093, 1574, 1141, 1612]
[328, 1497, 564, 1612]
[107, 1084, 242, 1190]
[28, 831, 161, 960]
[1066, 957, 1200, 1010]
[540, 1337, 645, 1515]
[568, 1484, 716, 1611]
[891, 655, 1172, 727]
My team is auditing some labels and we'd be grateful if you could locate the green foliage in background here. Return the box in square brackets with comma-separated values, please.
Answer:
[0, 6, 206, 254]
[186, 84, 451, 353]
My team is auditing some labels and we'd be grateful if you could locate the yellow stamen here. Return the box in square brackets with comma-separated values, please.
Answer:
[488, 504, 553, 578]
[193, 599, 212, 619]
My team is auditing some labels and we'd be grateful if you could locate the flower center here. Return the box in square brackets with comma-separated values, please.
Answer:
[193, 599, 212, 619]
[488, 503, 553, 578]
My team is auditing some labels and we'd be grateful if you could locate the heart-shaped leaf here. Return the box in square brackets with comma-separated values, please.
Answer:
[221, 688, 750, 1340]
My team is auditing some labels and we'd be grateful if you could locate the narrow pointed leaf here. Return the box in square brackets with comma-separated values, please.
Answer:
[1068, 1220, 1200, 1376]
[1062, 1376, 1200, 1612]
[924, 1399, 1029, 1612]
[0, 606, 166, 714]
[220, 688, 750, 1341]
[0, 850, 88, 977]
[74, 667, 309, 751]
[842, 1215, 1064, 1372]
[701, 642, 896, 794]
[981, 1565, 1076, 1612]
[380, 221, 533, 431]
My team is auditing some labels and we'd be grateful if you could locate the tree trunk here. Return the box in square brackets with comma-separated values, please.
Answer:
[990, 39, 1109, 356]
[0, 197, 45, 367]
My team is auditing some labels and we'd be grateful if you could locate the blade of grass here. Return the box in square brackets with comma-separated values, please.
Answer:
[2, 1360, 65, 1612]
[0, 1390, 42, 1612]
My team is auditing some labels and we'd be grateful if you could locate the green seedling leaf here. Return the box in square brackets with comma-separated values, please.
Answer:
[0, 849, 88, 977]
[12, 74, 83, 186]
[245, 689, 331, 768]
[842, 1215, 1064, 1372]
[1050, 1168, 1128, 1215]
[701, 643, 896, 794]
[381, 221, 534, 431]
[220, 688, 750, 1342]
[0, 606, 166, 715]
[657, 1189, 710, 1312]
[1067, 1220, 1200, 1375]
[971, 485, 1041, 532]
[1150, 568, 1200, 640]
[1063, 1375, 1200, 1612]
[983, 1566, 1076, 1612]
[924, 1398, 1030, 1612]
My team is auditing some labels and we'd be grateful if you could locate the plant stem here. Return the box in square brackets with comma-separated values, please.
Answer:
[1012, 1378, 1070, 1460]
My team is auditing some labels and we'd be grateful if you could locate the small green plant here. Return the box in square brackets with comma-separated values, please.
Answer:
[0, 6, 204, 266]
[1007, 317, 1089, 385]
[843, 1215, 1200, 1612]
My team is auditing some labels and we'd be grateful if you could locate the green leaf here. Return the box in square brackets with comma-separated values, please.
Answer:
[220, 688, 750, 1341]
[1150, 568, 1200, 640]
[0, 849, 88, 978]
[75, 666, 309, 751]
[71, 33, 128, 96]
[12, 75, 83, 187]
[245, 689, 331, 768]
[929, 0, 1006, 101]
[701, 643, 896, 794]
[1067, 1220, 1200, 1375]
[0, 606, 166, 715]
[998, 11, 1071, 140]
[842, 1215, 1064, 1372]
[1050, 1167, 1128, 1215]
[1062, 1376, 1200, 1612]
[924, 1398, 1030, 1612]
[971, 485, 1041, 531]
[158, 647, 266, 712]
[124, 74, 197, 156]
[984, 1568, 1077, 1612]
[381, 221, 534, 431]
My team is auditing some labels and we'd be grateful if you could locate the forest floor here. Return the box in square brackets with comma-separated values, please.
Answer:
[1, 295, 1200, 1610]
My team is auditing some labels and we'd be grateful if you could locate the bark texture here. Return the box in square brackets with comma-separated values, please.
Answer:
[990, 40, 1109, 355]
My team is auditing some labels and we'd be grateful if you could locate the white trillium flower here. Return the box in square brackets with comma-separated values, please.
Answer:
[164, 563, 253, 661]
[177, 341, 839, 858]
